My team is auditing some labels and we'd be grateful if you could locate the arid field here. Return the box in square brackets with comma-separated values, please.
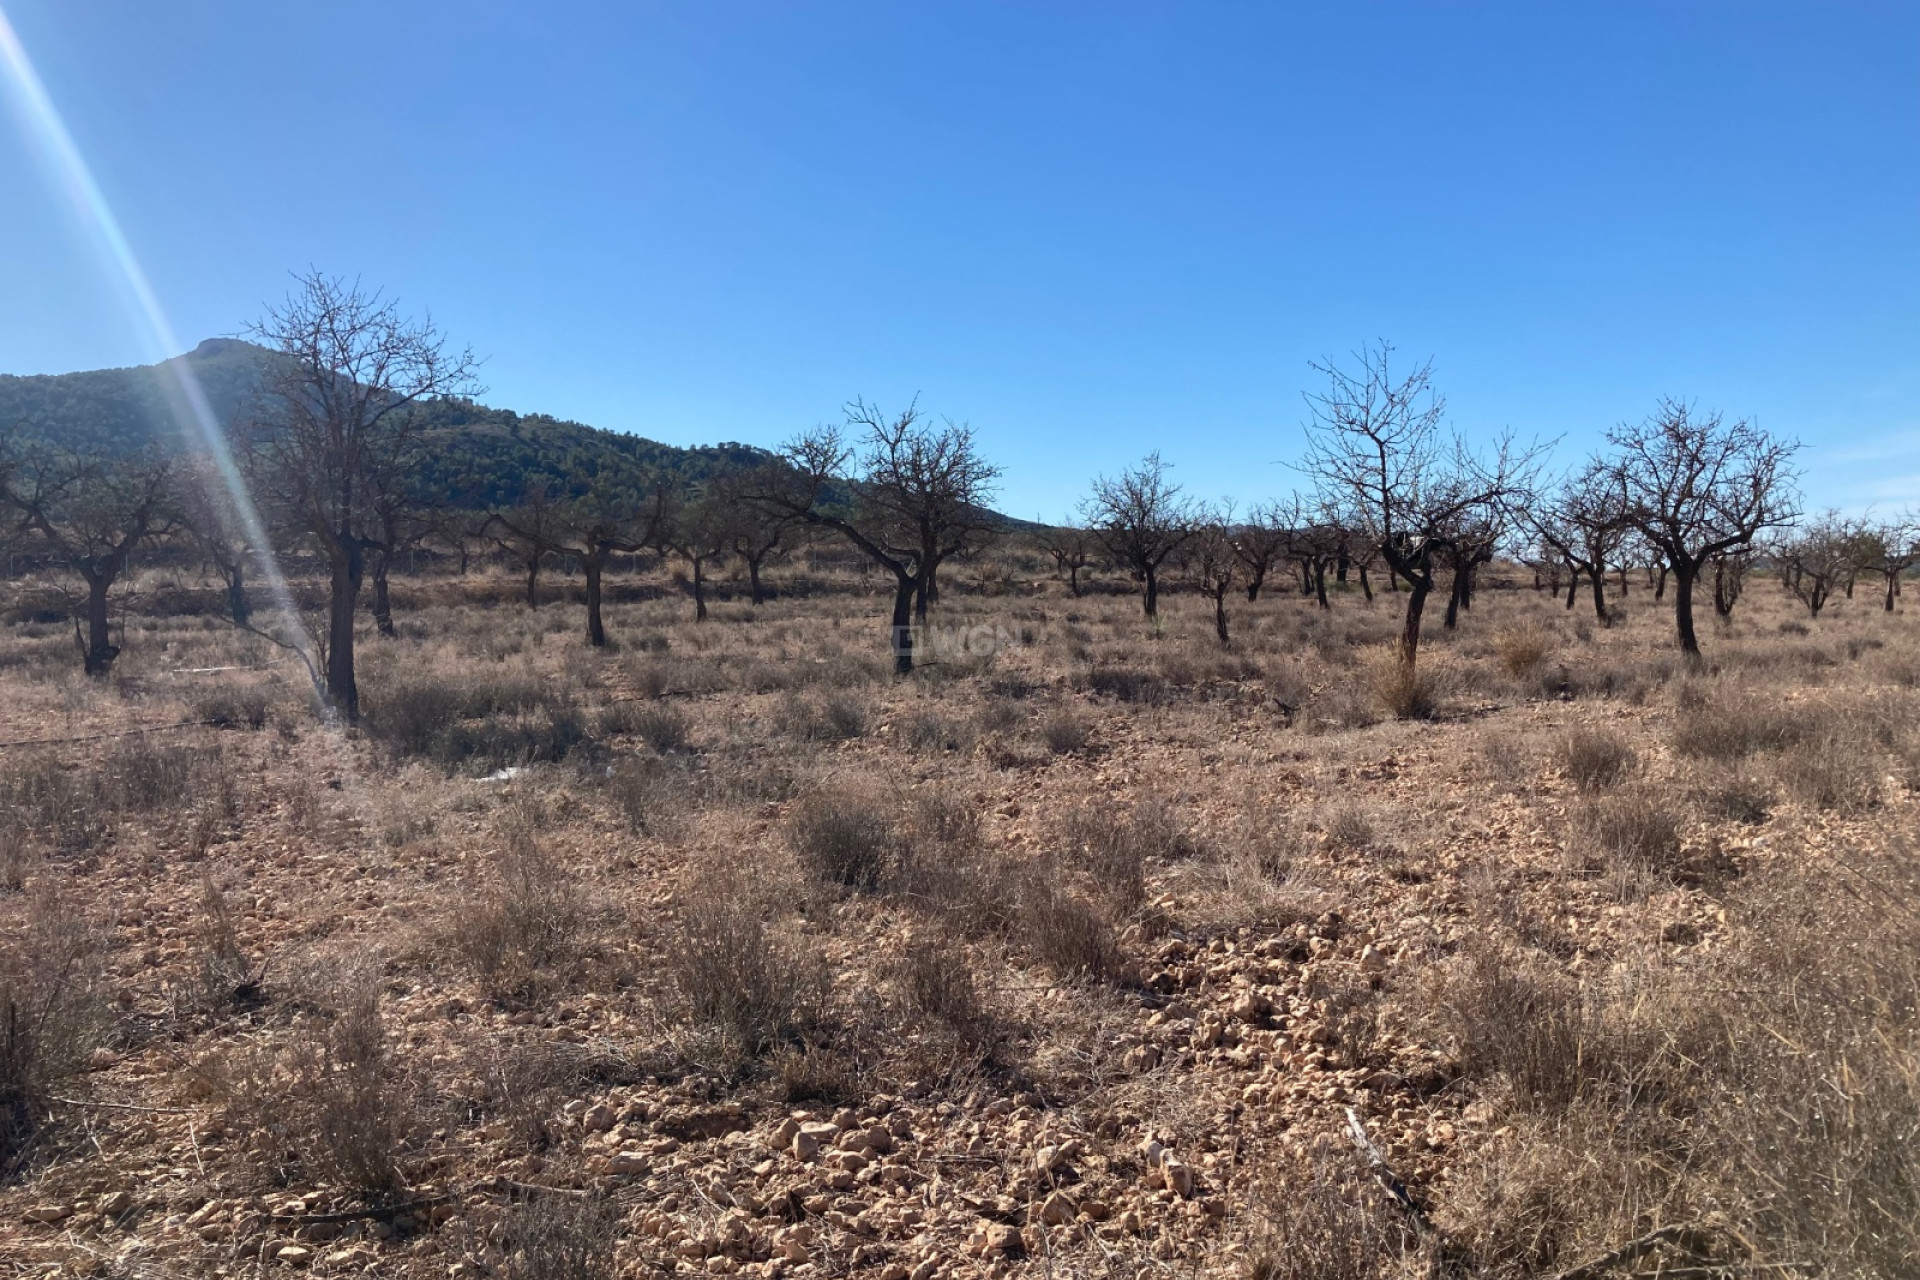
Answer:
[1, 556, 1916, 1279]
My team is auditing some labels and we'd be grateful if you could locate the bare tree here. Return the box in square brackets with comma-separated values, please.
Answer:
[1709, 545, 1754, 619]
[712, 463, 797, 606]
[1081, 453, 1196, 618]
[1607, 399, 1799, 659]
[1302, 343, 1533, 668]
[177, 456, 255, 628]
[1519, 460, 1629, 624]
[248, 272, 479, 720]
[1, 444, 174, 677]
[660, 487, 732, 622]
[760, 400, 1001, 673]
[486, 482, 568, 610]
[1184, 505, 1238, 646]
[1036, 523, 1094, 597]
[1851, 513, 1919, 613]
[557, 467, 667, 648]
[1775, 512, 1858, 618]
[1228, 501, 1289, 602]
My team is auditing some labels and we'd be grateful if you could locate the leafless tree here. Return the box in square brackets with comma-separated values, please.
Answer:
[558, 473, 668, 648]
[1710, 545, 1754, 619]
[760, 400, 1001, 673]
[1302, 343, 1534, 668]
[1081, 453, 1197, 618]
[176, 456, 255, 628]
[1183, 505, 1238, 646]
[660, 487, 732, 622]
[247, 272, 479, 720]
[1519, 460, 1630, 624]
[711, 463, 798, 606]
[1, 444, 174, 677]
[1036, 523, 1094, 597]
[1229, 501, 1290, 602]
[1607, 399, 1799, 658]
[1848, 513, 1918, 612]
[485, 482, 568, 610]
[1775, 512, 1858, 618]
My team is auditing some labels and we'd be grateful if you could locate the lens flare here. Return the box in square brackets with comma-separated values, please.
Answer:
[0, 5, 323, 699]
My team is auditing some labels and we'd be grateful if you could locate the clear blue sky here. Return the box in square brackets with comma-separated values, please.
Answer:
[2, 1, 1915, 519]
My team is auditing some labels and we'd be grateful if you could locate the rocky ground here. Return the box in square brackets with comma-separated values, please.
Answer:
[1, 570, 1914, 1278]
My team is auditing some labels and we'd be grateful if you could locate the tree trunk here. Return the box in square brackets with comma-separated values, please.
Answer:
[914, 572, 930, 621]
[1358, 563, 1373, 601]
[1245, 568, 1264, 603]
[1591, 567, 1608, 623]
[692, 557, 708, 621]
[1565, 571, 1580, 609]
[1313, 561, 1329, 610]
[1444, 564, 1467, 630]
[1068, 563, 1081, 597]
[583, 553, 607, 647]
[525, 557, 541, 610]
[1618, 565, 1629, 594]
[747, 555, 765, 606]
[327, 540, 363, 720]
[1400, 577, 1430, 665]
[226, 562, 249, 629]
[370, 550, 395, 637]
[1887, 571, 1898, 612]
[81, 570, 119, 678]
[890, 574, 916, 674]
[1213, 590, 1230, 646]
[1673, 558, 1701, 659]
[1654, 563, 1668, 602]
[1143, 564, 1160, 617]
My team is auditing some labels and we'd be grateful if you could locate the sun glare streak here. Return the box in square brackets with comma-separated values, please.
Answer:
[0, 5, 325, 700]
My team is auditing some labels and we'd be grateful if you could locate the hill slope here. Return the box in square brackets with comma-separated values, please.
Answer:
[0, 339, 775, 505]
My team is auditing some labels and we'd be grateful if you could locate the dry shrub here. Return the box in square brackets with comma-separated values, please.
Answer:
[1363, 645, 1438, 720]
[1058, 796, 1199, 917]
[597, 699, 690, 753]
[1557, 727, 1637, 792]
[1670, 684, 1811, 760]
[194, 685, 271, 730]
[1493, 620, 1555, 677]
[497, 1194, 623, 1280]
[668, 862, 830, 1057]
[892, 796, 1016, 936]
[1323, 806, 1377, 852]
[365, 671, 586, 771]
[1240, 1158, 1422, 1280]
[1434, 837, 1920, 1277]
[1689, 765, 1773, 825]
[193, 874, 263, 1012]
[1014, 866, 1124, 981]
[777, 690, 871, 741]
[447, 816, 584, 997]
[1776, 731, 1881, 813]
[900, 707, 977, 755]
[1572, 789, 1682, 880]
[605, 755, 693, 840]
[0, 889, 108, 1165]
[1039, 706, 1091, 754]
[889, 934, 1001, 1065]
[1079, 666, 1169, 704]
[787, 783, 897, 890]
[218, 969, 413, 1193]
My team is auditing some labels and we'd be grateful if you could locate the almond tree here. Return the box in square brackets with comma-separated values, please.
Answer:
[248, 272, 479, 720]
[485, 481, 568, 610]
[1302, 343, 1533, 669]
[1081, 453, 1196, 618]
[1852, 513, 1919, 612]
[1, 444, 174, 677]
[761, 400, 1001, 673]
[1184, 505, 1238, 646]
[1229, 501, 1290, 602]
[1776, 512, 1858, 618]
[660, 487, 731, 622]
[1607, 399, 1798, 658]
[1520, 460, 1629, 624]
[712, 463, 798, 606]
[1036, 523, 1094, 597]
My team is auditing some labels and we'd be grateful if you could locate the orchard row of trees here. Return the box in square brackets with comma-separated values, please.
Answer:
[1, 279, 1911, 721]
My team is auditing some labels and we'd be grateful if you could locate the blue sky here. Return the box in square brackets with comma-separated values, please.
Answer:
[2, 1, 1915, 519]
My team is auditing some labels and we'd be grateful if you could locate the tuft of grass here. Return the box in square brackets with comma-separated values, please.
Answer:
[1558, 727, 1638, 791]
[668, 863, 830, 1057]
[1494, 621, 1556, 677]
[1364, 645, 1438, 720]
[0, 889, 109, 1165]
[787, 784, 897, 890]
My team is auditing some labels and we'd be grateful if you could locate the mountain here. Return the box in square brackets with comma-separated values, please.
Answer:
[0, 338, 776, 506]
